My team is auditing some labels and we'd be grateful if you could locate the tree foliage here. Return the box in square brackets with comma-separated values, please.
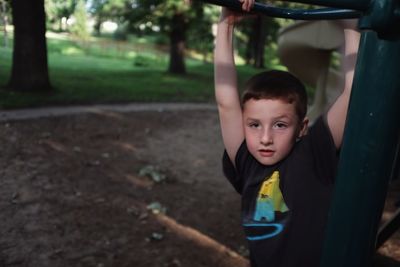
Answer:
[121, 0, 185, 73]
[0, 0, 10, 48]
[45, 0, 77, 31]
[186, 4, 218, 61]
[70, 0, 89, 39]
[123, 0, 218, 74]
[89, 0, 127, 35]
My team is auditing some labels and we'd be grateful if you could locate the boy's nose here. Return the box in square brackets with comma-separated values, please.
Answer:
[260, 130, 273, 145]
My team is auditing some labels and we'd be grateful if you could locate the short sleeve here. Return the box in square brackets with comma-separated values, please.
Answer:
[222, 141, 247, 194]
[306, 115, 339, 184]
[222, 140, 270, 194]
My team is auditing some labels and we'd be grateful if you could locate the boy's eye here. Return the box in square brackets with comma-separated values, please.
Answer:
[273, 122, 288, 129]
[249, 122, 260, 128]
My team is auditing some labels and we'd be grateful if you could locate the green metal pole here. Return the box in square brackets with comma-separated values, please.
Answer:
[320, 8, 400, 267]
[279, 0, 369, 11]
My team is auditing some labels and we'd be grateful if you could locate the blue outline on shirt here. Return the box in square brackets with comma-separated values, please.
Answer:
[243, 223, 283, 240]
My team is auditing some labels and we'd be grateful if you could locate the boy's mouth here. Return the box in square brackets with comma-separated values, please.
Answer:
[259, 149, 274, 157]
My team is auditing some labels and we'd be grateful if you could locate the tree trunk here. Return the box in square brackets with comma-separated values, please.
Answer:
[168, 12, 186, 74]
[93, 18, 102, 36]
[59, 18, 63, 32]
[9, 0, 52, 92]
[245, 21, 255, 65]
[252, 15, 266, 69]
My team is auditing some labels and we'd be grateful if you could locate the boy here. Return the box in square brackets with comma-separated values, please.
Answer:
[214, 1, 360, 266]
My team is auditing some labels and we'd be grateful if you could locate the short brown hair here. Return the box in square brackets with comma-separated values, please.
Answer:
[241, 70, 307, 120]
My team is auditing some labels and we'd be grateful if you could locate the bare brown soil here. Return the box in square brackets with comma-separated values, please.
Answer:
[0, 107, 399, 267]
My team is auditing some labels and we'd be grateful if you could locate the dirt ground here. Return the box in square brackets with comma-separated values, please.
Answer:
[0, 106, 399, 267]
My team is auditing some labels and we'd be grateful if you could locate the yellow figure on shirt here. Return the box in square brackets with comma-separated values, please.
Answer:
[253, 171, 289, 222]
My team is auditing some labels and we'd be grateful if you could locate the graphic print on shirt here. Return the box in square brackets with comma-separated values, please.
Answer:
[243, 171, 289, 241]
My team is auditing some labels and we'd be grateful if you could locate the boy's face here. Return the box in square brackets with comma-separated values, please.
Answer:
[243, 98, 308, 166]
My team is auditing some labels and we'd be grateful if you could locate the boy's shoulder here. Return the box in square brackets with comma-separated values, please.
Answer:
[286, 115, 336, 162]
[301, 115, 335, 148]
[287, 115, 339, 183]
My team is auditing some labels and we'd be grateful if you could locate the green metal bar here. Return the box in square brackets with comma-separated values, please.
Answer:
[279, 0, 369, 11]
[320, 30, 400, 267]
[201, 0, 361, 19]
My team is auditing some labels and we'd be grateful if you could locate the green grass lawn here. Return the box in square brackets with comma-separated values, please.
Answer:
[0, 32, 279, 109]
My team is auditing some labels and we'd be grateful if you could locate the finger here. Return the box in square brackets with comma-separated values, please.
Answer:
[241, 1, 247, 11]
[245, 0, 253, 12]
[248, 0, 255, 11]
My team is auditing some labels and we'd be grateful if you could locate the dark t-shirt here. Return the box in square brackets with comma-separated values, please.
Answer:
[222, 116, 339, 267]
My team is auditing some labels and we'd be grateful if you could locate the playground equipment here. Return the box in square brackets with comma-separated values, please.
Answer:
[277, 20, 344, 121]
[201, 0, 400, 266]
[278, 20, 400, 251]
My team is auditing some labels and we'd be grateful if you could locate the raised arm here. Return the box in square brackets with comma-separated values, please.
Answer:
[327, 20, 361, 149]
[214, 3, 252, 163]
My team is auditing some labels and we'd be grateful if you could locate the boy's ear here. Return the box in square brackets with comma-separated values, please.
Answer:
[298, 117, 309, 137]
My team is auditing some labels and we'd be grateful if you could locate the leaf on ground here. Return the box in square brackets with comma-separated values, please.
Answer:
[139, 165, 167, 183]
